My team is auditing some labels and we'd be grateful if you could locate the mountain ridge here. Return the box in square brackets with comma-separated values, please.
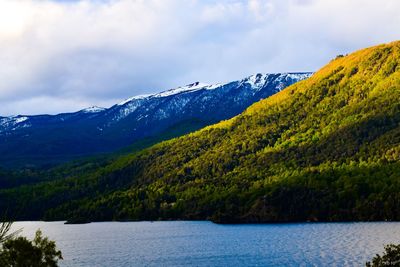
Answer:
[0, 72, 311, 168]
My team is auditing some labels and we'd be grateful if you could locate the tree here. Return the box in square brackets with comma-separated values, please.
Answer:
[366, 244, 400, 267]
[0, 221, 21, 244]
[0, 221, 63, 267]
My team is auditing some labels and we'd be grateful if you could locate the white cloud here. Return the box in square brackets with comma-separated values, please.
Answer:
[248, 0, 275, 21]
[0, 0, 399, 115]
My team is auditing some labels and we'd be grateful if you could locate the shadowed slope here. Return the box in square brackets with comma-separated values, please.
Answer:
[1, 41, 400, 222]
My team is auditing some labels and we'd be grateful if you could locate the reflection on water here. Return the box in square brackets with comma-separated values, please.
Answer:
[11, 221, 400, 266]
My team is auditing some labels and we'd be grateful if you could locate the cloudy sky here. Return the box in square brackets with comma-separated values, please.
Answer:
[0, 0, 399, 115]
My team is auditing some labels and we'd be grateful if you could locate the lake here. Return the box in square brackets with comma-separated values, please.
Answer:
[10, 221, 400, 266]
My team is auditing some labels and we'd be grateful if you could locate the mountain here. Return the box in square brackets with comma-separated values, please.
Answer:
[0, 73, 311, 168]
[2, 41, 399, 223]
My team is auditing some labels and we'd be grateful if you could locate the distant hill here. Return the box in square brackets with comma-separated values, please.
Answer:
[2, 41, 400, 223]
[0, 73, 311, 168]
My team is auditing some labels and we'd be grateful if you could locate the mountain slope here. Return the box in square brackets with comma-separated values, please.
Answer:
[0, 73, 310, 168]
[1, 41, 400, 222]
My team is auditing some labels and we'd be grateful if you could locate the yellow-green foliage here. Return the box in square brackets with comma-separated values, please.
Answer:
[2, 41, 400, 223]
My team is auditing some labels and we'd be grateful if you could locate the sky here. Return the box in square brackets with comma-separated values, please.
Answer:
[0, 0, 399, 116]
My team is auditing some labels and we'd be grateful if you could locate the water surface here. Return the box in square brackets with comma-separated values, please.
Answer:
[11, 221, 400, 266]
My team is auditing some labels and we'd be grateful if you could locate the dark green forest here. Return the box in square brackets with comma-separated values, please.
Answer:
[1, 41, 400, 223]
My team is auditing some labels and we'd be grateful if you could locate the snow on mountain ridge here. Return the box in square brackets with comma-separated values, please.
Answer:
[117, 73, 314, 108]
[117, 94, 153, 106]
[117, 82, 224, 106]
[14, 116, 28, 123]
[243, 73, 272, 91]
[0, 116, 29, 132]
[284, 72, 313, 81]
[81, 106, 106, 113]
[153, 82, 210, 97]
[0, 72, 313, 130]
[241, 73, 313, 91]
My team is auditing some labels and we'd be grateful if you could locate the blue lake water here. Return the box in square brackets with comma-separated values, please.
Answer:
[10, 221, 400, 266]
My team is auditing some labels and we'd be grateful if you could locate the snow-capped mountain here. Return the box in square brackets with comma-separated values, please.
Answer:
[0, 72, 312, 167]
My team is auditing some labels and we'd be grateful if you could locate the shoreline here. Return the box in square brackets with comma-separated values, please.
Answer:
[10, 219, 400, 225]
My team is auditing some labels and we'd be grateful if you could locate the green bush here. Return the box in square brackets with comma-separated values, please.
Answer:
[366, 244, 400, 267]
[0, 226, 62, 267]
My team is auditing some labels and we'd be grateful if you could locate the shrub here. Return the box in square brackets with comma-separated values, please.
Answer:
[366, 244, 400, 266]
[0, 222, 62, 267]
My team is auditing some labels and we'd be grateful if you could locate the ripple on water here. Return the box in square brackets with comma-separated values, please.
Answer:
[10, 221, 400, 267]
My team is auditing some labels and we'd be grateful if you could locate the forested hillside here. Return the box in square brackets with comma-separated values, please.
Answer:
[1, 41, 400, 223]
